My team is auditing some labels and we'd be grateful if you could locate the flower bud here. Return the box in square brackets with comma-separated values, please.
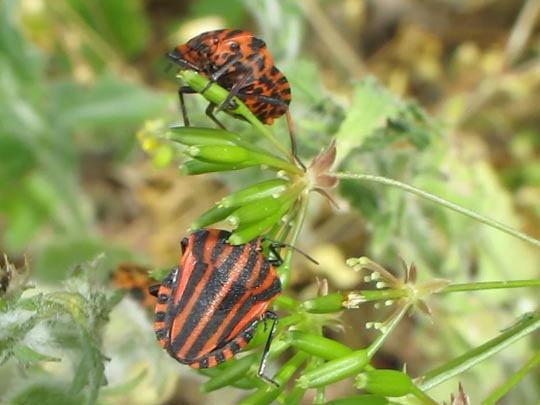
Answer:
[226, 195, 287, 227]
[356, 369, 417, 396]
[227, 203, 290, 245]
[187, 145, 252, 164]
[189, 206, 236, 230]
[201, 356, 253, 392]
[167, 127, 243, 147]
[219, 179, 289, 208]
[302, 293, 347, 314]
[180, 160, 252, 175]
[288, 330, 352, 360]
[297, 350, 370, 388]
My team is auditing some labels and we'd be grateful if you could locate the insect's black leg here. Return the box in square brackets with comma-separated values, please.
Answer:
[264, 239, 319, 266]
[200, 54, 243, 95]
[215, 72, 251, 115]
[285, 110, 306, 171]
[267, 244, 284, 267]
[148, 284, 160, 297]
[205, 103, 227, 129]
[233, 92, 306, 170]
[178, 86, 198, 127]
[258, 311, 279, 386]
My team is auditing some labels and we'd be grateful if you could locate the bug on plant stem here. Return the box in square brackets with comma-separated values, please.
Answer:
[166, 28, 304, 169]
[149, 228, 282, 385]
[112, 262, 158, 311]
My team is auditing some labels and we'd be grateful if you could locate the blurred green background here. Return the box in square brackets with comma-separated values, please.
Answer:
[1, 0, 540, 404]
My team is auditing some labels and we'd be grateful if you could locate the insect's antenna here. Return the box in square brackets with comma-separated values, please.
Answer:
[265, 239, 319, 265]
[165, 51, 184, 73]
[166, 51, 182, 64]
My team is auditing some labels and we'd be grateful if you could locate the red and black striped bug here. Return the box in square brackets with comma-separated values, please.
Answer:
[112, 262, 158, 311]
[167, 28, 303, 168]
[149, 228, 282, 384]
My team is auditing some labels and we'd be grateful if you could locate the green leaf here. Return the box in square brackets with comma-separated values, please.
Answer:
[7, 382, 85, 405]
[334, 77, 403, 166]
[0, 257, 120, 403]
[53, 72, 168, 132]
[0, 0, 42, 80]
[1, 173, 61, 251]
[358, 102, 435, 153]
[12, 344, 61, 364]
[0, 309, 40, 365]
[0, 134, 35, 184]
[69, 332, 107, 403]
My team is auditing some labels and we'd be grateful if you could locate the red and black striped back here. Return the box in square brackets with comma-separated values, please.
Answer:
[153, 229, 281, 368]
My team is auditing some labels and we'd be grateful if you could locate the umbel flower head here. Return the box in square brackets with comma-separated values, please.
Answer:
[344, 257, 450, 332]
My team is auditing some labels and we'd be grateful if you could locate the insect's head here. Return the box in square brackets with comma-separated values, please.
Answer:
[166, 43, 201, 71]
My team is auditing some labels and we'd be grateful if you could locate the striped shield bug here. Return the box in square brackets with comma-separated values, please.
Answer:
[112, 262, 158, 311]
[167, 29, 304, 169]
[149, 228, 282, 384]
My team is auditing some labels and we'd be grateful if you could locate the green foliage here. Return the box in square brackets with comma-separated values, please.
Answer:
[2, 0, 540, 404]
[142, 15, 540, 403]
[0, 1, 168, 279]
[61, 0, 150, 59]
[0, 257, 122, 404]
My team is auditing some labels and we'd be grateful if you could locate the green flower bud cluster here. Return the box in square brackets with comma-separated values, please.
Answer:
[166, 127, 301, 175]
[189, 177, 306, 244]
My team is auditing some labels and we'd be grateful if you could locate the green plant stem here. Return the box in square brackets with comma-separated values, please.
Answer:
[242, 109, 297, 170]
[238, 352, 309, 405]
[410, 387, 439, 405]
[334, 172, 540, 249]
[281, 192, 310, 289]
[419, 312, 540, 391]
[483, 350, 540, 404]
[366, 302, 410, 358]
[177, 70, 302, 173]
[440, 279, 540, 293]
[273, 295, 300, 312]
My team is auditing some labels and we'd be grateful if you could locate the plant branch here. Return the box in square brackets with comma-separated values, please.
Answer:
[334, 172, 540, 249]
